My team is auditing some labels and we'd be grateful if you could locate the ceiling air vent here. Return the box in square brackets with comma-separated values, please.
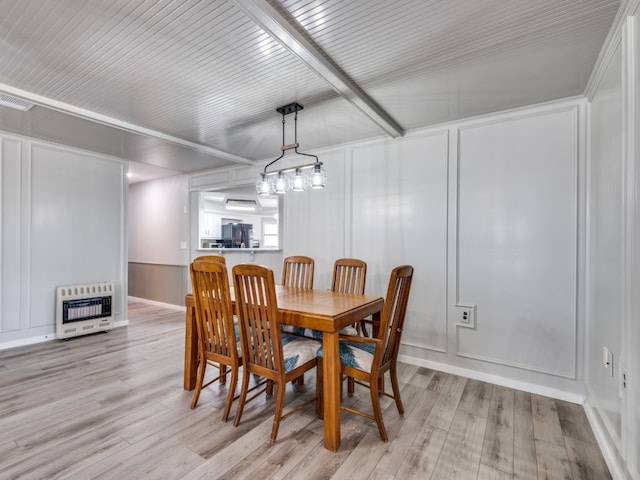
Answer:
[0, 94, 35, 112]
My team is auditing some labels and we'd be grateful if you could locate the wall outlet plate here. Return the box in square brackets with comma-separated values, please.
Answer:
[603, 346, 614, 377]
[455, 303, 476, 328]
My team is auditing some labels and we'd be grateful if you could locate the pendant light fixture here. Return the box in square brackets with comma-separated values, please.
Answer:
[256, 102, 326, 195]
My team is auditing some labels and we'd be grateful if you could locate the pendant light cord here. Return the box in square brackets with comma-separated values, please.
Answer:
[263, 107, 319, 174]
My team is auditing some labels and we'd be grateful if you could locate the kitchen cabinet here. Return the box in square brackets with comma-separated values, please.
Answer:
[200, 211, 220, 238]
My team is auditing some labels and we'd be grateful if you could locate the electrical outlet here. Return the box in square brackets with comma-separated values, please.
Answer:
[603, 346, 614, 377]
[456, 304, 476, 328]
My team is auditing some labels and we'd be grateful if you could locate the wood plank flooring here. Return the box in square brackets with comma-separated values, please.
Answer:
[0, 301, 611, 479]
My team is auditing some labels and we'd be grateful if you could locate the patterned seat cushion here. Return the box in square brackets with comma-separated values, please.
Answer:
[281, 325, 359, 339]
[204, 323, 240, 343]
[338, 326, 359, 336]
[281, 333, 321, 373]
[281, 325, 323, 340]
[234, 323, 240, 342]
[317, 339, 376, 373]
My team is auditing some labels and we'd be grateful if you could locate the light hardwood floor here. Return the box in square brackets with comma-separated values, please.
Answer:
[0, 301, 611, 480]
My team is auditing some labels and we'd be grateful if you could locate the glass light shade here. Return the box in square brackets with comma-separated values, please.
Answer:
[256, 173, 271, 195]
[291, 168, 306, 191]
[308, 164, 327, 189]
[273, 171, 289, 194]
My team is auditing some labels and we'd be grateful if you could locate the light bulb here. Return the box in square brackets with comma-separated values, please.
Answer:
[308, 164, 326, 189]
[256, 173, 271, 195]
[274, 171, 288, 194]
[292, 168, 305, 191]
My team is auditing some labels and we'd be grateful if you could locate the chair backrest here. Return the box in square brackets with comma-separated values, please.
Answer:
[282, 256, 314, 289]
[193, 255, 226, 264]
[232, 264, 284, 376]
[377, 265, 414, 366]
[190, 260, 238, 360]
[331, 258, 367, 295]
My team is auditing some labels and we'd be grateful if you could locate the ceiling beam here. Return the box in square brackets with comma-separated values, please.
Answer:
[0, 83, 255, 166]
[232, 0, 404, 138]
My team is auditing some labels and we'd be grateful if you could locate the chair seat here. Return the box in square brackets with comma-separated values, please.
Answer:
[281, 333, 321, 373]
[317, 339, 376, 372]
[339, 326, 359, 336]
[281, 325, 320, 339]
[234, 323, 240, 342]
[281, 325, 358, 339]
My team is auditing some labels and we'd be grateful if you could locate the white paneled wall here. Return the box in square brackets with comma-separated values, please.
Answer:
[1, 138, 23, 335]
[456, 108, 578, 377]
[587, 40, 624, 445]
[283, 149, 347, 289]
[0, 135, 128, 347]
[350, 132, 449, 352]
[631, 11, 640, 476]
[583, 5, 640, 478]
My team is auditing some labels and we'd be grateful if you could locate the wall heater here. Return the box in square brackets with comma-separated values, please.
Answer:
[56, 282, 114, 339]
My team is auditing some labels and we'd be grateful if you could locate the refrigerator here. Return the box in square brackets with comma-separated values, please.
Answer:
[221, 223, 253, 248]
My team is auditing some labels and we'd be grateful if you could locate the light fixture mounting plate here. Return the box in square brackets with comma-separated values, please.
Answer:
[276, 102, 303, 116]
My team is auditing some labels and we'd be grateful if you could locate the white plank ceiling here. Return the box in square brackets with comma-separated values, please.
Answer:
[0, 0, 621, 181]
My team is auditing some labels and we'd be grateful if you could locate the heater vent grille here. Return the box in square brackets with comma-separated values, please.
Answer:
[56, 282, 114, 339]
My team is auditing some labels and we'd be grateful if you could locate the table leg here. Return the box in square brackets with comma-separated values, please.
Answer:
[184, 294, 197, 391]
[323, 331, 341, 451]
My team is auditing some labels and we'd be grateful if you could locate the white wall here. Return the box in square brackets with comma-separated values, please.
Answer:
[584, 4, 640, 479]
[630, 11, 640, 476]
[128, 174, 189, 266]
[351, 132, 448, 352]
[127, 175, 191, 305]
[282, 148, 348, 289]
[455, 108, 579, 379]
[0, 134, 128, 347]
[587, 34, 624, 449]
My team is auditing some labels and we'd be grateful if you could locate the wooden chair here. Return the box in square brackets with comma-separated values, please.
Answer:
[193, 254, 226, 264]
[192, 255, 233, 377]
[331, 258, 367, 295]
[232, 264, 320, 445]
[281, 256, 319, 381]
[189, 260, 239, 421]
[282, 255, 314, 289]
[331, 257, 367, 334]
[317, 265, 414, 442]
[331, 258, 367, 393]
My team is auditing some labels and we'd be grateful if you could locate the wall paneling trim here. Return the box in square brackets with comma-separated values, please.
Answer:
[455, 106, 579, 378]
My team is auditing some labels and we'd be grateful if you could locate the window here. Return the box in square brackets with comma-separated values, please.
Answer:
[262, 220, 279, 248]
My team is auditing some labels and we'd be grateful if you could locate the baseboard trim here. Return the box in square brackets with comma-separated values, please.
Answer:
[0, 322, 127, 351]
[127, 296, 186, 312]
[397, 353, 585, 404]
[583, 400, 631, 480]
[0, 334, 56, 351]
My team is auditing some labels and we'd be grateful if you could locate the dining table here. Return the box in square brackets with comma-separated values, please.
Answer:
[184, 285, 384, 452]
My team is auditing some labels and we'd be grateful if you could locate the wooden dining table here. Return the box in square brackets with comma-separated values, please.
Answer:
[184, 286, 384, 452]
